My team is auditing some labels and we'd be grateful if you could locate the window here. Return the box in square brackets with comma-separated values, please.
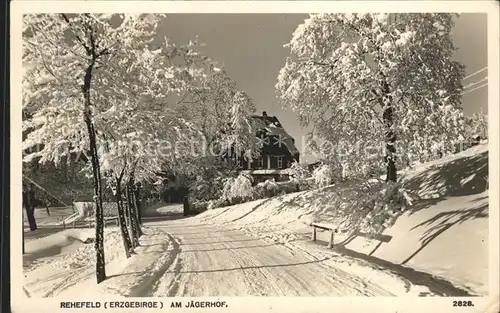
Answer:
[277, 156, 283, 169]
[256, 157, 263, 169]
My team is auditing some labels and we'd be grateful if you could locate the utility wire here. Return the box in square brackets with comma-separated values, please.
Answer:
[463, 77, 488, 90]
[462, 83, 488, 96]
[463, 66, 487, 80]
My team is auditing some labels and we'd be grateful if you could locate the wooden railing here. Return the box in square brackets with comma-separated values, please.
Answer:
[62, 216, 119, 229]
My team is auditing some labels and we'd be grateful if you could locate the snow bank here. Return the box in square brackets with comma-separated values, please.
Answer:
[55, 227, 178, 298]
[142, 203, 183, 216]
[23, 226, 176, 298]
[24, 227, 124, 297]
[194, 143, 489, 295]
[24, 228, 96, 269]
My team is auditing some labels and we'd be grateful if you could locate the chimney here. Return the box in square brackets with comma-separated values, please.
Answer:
[262, 111, 267, 117]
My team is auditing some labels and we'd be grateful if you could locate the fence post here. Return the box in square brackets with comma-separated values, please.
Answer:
[312, 226, 316, 242]
[62, 220, 65, 229]
[328, 229, 334, 249]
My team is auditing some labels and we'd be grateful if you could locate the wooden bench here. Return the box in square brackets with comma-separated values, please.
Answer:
[310, 222, 340, 249]
[310, 223, 393, 250]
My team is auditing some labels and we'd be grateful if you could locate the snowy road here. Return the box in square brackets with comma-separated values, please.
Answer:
[140, 218, 396, 297]
[23, 145, 489, 298]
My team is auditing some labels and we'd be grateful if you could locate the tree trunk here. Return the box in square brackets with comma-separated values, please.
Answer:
[25, 206, 37, 231]
[115, 179, 132, 258]
[133, 205, 143, 238]
[381, 80, 397, 183]
[124, 196, 129, 227]
[23, 189, 37, 231]
[124, 185, 135, 247]
[134, 184, 143, 226]
[131, 185, 143, 238]
[22, 227, 25, 254]
[183, 196, 190, 216]
[83, 59, 106, 284]
[22, 189, 28, 253]
[126, 182, 139, 247]
[129, 175, 142, 238]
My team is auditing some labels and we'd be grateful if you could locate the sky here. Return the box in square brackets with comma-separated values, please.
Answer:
[157, 13, 488, 163]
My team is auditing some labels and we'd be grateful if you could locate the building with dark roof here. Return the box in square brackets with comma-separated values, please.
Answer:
[162, 111, 301, 203]
[234, 111, 300, 183]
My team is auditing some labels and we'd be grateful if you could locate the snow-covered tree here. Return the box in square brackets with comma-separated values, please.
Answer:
[167, 61, 259, 200]
[228, 91, 260, 160]
[22, 13, 212, 283]
[287, 161, 312, 191]
[464, 112, 488, 140]
[288, 161, 311, 183]
[277, 13, 465, 183]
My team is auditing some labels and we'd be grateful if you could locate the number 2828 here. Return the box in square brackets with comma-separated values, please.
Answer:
[453, 300, 474, 307]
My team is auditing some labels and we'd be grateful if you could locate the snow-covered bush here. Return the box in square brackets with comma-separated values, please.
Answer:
[464, 112, 488, 141]
[207, 198, 227, 210]
[256, 178, 279, 198]
[358, 181, 413, 233]
[312, 164, 336, 188]
[308, 180, 413, 235]
[185, 158, 234, 203]
[288, 162, 310, 182]
[220, 172, 255, 204]
[190, 200, 209, 213]
[288, 162, 313, 190]
[190, 175, 225, 202]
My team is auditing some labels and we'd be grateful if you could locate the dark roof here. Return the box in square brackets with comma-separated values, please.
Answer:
[250, 113, 299, 156]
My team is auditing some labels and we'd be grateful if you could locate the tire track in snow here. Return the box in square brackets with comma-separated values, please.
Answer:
[217, 228, 287, 296]
[128, 233, 181, 297]
[217, 225, 375, 296]
[293, 242, 394, 295]
[165, 257, 183, 296]
[234, 243, 344, 296]
[43, 266, 96, 297]
[185, 228, 260, 296]
[161, 225, 276, 296]
[225, 225, 395, 296]
[219, 239, 286, 296]
[232, 245, 300, 296]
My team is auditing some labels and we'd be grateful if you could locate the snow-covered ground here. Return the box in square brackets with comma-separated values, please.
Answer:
[23, 226, 178, 298]
[23, 206, 75, 228]
[188, 143, 489, 296]
[23, 218, 427, 297]
[142, 203, 184, 217]
[22, 143, 489, 298]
